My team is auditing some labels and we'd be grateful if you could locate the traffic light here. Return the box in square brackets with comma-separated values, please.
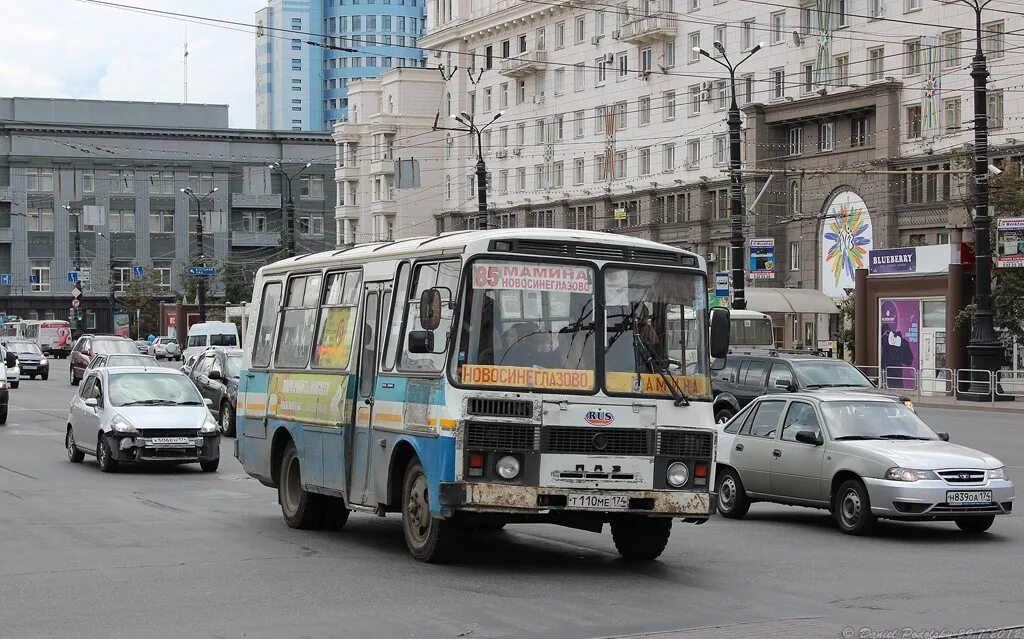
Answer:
[76, 310, 84, 323]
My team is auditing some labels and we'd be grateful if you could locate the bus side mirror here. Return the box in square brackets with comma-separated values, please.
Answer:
[419, 289, 442, 331]
[709, 308, 731, 359]
[408, 330, 435, 354]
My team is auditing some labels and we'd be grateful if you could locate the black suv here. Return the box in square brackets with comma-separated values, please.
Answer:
[711, 351, 878, 423]
[188, 347, 243, 437]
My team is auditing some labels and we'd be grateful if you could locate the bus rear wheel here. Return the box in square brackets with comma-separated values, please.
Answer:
[278, 441, 325, 529]
[610, 516, 672, 561]
[402, 460, 457, 563]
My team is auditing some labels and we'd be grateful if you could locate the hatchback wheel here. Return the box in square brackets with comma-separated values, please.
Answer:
[66, 428, 85, 463]
[833, 478, 875, 535]
[97, 434, 119, 473]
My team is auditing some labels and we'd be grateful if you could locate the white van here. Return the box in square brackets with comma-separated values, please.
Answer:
[182, 321, 240, 360]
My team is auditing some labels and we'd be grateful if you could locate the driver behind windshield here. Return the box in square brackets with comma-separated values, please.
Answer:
[498, 321, 559, 369]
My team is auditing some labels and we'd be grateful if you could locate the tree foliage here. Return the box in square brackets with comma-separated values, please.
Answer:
[118, 271, 165, 337]
[991, 161, 1024, 347]
[836, 294, 856, 360]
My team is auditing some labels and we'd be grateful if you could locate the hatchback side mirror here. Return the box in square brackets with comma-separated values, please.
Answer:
[795, 430, 822, 445]
[84, 397, 98, 408]
[937, 432, 949, 442]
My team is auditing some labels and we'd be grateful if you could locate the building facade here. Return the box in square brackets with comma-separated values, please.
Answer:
[0, 97, 337, 330]
[401, 0, 1023, 347]
[256, 0, 428, 132]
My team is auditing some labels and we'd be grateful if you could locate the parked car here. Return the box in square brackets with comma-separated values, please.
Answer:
[69, 335, 139, 386]
[4, 339, 49, 380]
[65, 366, 220, 472]
[715, 392, 1014, 535]
[2, 346, 20, 389]
[88, 354, 160, 370]
[711, 351, 909, 424]
[188, 347, 242, 436]
[0, 362, 8, 423]
[148, 336, 181, 361]
[182, 321, 238, 361]
[180, 352, 201, 377]
[134, 339, 150, 354]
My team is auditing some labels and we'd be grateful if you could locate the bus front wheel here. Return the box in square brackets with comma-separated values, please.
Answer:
[402, 460, 457, 563]
[610, 516, 672, 561]
[278, 441, 325, 529]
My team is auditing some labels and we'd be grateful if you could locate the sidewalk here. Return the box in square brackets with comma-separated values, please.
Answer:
[873, 390, 1024, 414]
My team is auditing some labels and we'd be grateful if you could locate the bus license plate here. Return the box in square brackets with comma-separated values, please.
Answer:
[946, 490, 992, 504]
[147, 437, 192, 446]
[567, 494, 629, 510]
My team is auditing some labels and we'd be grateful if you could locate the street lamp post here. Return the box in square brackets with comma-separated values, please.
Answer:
[182, 187, 218, 323]
[946, 0, 1004, 390]
[63, 204, 83, 329]
[270, 162, 313, 257]
[434, 111, 503, 229]
[695, 41, 764, 311]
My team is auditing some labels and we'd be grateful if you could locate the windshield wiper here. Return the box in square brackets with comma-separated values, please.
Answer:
[174, 400, 204, 405]
[878, 434, 930, 440]
[120, 399, 175, 406]
[634, 328, 690, 407]
[833, 435, 880, 440]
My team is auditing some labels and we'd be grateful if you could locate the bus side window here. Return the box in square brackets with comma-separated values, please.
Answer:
[275, 273, 323, 369]
[252, 281, 283, 368]
[311, 271, 362, 370]
[398, 260, 460, 372]
[382, 262, 410, 371]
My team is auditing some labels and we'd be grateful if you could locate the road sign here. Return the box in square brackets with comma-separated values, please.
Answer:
[71, 286, 82, 300]
[187, 266, 216, 277]
[67, 271, 78, 283]
[132, 265, 144, 278]
[714, 271, 730, 298]
[79, 267, 92, 283]
[71, 299, 81, 309]
[0, 274, 11, 286]
[29, 275, 39, 284]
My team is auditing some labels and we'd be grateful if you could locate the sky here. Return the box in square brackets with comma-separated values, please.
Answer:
[0, 0, 265, 128]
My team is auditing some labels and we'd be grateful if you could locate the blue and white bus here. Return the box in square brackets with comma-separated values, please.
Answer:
[237, 229, 729, 562]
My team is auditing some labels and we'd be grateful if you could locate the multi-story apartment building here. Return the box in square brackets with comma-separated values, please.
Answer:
[0, 97, 337, 329]
[386, 0, 1022, 346]
[256, 0, 429, 132]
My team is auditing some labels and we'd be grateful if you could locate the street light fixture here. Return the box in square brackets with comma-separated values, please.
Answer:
[694, 41, 765, 311]
[435, 111, 504, 229]
[181, 186, 218, 323]
[269, 162, 314, 257]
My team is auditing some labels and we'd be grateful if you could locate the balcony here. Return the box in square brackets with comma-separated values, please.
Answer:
[230, 230, 281, 247]
[231, 193, 282, 209]
[335, 204, 361, 219]
[619, 12, 677, 44]
[370, 159, 395, 175]
[499, 49, 547, 77]
[335, 165, 360, 181]
[0, 227, 12, 243]
[370, 200, 397, 216]
[0, 185, 11, 202]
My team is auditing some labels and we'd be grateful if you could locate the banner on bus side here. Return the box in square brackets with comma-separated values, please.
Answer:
[267, 372, 354, 427]
[472, 262, 594, 294]
[461, 364, 594, 391]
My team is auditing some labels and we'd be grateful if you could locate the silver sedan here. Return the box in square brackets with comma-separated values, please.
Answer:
[715, 392, 1014, 534]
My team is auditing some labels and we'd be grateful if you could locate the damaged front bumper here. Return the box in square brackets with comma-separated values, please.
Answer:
[105, 432, 220, 464]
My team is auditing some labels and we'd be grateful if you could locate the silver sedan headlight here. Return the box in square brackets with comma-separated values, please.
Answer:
[885, 467, 940, 482]
[988, 467, 1006, 481]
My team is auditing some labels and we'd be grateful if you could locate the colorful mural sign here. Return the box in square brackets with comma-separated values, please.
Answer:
[879, 299, 920, 389]
[821, 191, 873, 298]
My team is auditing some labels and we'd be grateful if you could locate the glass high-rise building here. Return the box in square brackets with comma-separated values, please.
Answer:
[256, 0, 427, 132]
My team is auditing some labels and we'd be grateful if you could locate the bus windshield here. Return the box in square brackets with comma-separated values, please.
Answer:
[730, 315, 774, 347]
[454, 260, 597, 391]
[604, 268, 710, 399]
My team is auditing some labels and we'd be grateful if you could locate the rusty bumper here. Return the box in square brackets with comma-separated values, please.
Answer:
[439, 482, 713, 517]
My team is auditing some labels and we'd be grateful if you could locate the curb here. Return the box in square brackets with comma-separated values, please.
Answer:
[912, 400, 1024, 415]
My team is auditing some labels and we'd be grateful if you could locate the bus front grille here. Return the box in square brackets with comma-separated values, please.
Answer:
[465, 423, 537, 451]
[467, 398, 533, 419]
[542, 427, 653, 456]
[657, 430, 713, 459]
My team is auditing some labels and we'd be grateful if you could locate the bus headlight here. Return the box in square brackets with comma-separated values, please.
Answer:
[666, 462, 689, 488]
[495, 455, 520, 480]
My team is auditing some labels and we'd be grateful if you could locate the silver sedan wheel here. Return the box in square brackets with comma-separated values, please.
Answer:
[719, 476, 737, 511]
[840, 488, 862, 527]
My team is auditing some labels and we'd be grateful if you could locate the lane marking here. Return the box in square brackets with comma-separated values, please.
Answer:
[0, 463, 39, 480]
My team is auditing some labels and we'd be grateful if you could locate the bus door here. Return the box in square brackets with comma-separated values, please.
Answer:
[350, 285, 383, 506]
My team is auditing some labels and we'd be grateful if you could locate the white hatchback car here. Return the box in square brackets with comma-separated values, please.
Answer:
[65, 366, 221, 472]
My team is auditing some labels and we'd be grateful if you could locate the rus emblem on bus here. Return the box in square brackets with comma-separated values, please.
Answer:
[584, 410, 615, 426]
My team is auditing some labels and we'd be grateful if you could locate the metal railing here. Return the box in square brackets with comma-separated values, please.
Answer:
[853, 365, 1024, 403]
[995, 369, 1024, 399]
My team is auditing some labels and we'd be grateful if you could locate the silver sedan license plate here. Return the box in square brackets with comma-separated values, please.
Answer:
[147, 437, 192, 447]
[567, 493, 629, 510]
[946, 490, 993, 504]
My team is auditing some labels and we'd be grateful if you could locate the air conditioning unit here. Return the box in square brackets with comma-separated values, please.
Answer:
[701, 81, 713, 91]
[495, 149, 508, 158]
[512, 147, 523, 156]
[706, 252, 716, 263]
[612, 29, 621, 39]
[591, 36, 601, 45]
[604, 53, 615, 64]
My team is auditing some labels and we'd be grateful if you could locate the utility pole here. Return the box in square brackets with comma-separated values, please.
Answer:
[433, 110, 503, 229]
[182, 187, 218, 323]
[943, 0, 1004, 395]
[270, 162, 313, 257]
[64, 204, 84, 331]
[696, 41, 764, 311]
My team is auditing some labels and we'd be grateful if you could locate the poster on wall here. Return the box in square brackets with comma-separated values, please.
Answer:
[879, 299, 920, 389]
[996, 217, 1024, 268]
[748, 239, 776, 279]
[821, 191, 873, 298]
[112, 313, 130, 338]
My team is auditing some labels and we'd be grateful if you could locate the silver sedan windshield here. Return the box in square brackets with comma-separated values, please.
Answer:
[821, 401, 937, 440]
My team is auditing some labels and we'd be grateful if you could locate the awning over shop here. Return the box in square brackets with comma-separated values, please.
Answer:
[744, 288, 840, 314]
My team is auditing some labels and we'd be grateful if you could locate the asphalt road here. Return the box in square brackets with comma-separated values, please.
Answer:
[1, 364, 1021, 639]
